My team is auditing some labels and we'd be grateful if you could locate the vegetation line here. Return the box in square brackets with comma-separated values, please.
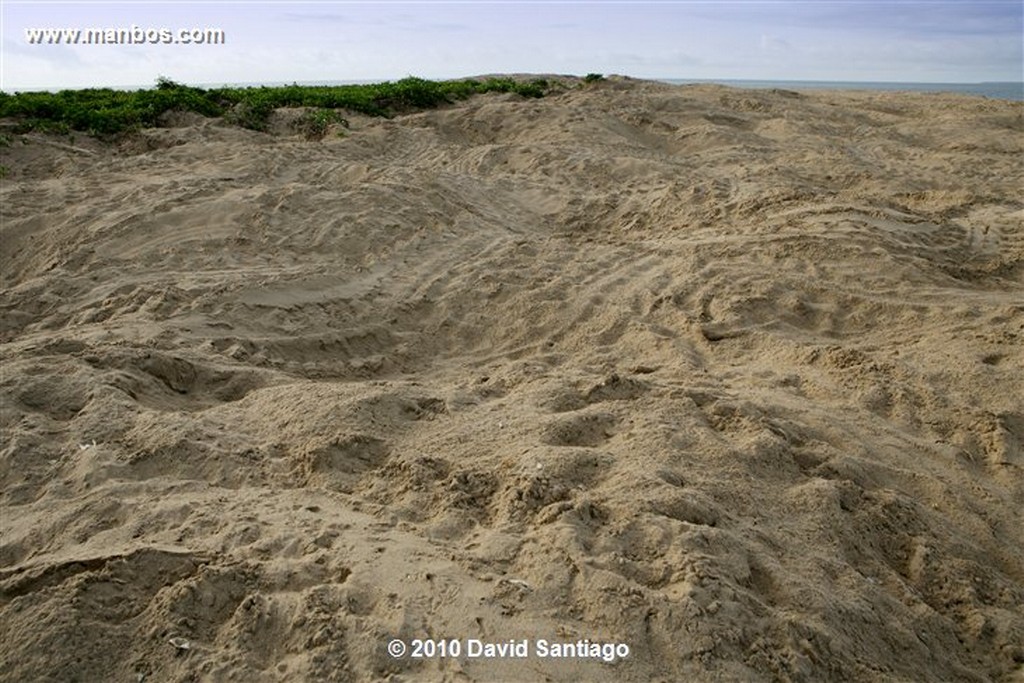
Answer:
[0, 76, 553, 136]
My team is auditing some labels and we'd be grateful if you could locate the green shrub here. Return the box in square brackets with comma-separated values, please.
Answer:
[155, 75, 182, 90]
[296, 108, 348, 140]
[224, 99, 274, 131]
[0, 76, 554, 136]
[583, 73, 606, 83]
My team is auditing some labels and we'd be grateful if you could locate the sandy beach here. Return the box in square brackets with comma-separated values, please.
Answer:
[1, 76, 1022, 682]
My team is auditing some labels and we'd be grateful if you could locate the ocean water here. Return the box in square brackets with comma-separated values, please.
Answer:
[660, 79, 1023, 101]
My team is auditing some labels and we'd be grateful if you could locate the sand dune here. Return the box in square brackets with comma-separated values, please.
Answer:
[1, 77, 1022, 682]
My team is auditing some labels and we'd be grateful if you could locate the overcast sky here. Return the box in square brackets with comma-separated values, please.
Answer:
[3, 1, 1022, 90]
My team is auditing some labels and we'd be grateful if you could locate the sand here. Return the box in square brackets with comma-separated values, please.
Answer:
[1, 76, 1022, 682]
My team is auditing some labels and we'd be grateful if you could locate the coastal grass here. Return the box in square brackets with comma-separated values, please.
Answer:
[0, 76, 550, 136]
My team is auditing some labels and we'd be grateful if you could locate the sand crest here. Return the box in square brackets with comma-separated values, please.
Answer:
[1, 77, 1022, 682]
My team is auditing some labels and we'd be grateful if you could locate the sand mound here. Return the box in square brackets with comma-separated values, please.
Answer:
[2, 77, 1022, 682]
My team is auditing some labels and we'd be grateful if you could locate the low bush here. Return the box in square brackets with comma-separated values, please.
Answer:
[296, 108, 348, 140]
[0, 76, 554, 136]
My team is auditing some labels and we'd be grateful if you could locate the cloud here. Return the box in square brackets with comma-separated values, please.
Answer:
[3, 39, 86, 89]
[5, 38, 83, 65]
[545, 23, 580, 31]
[280, 9, 466, 33]
[759, 35, 792, 52]
[280, 12, 352, 24]
[604, 49, 702, 70]
[423, 22, 468, 32]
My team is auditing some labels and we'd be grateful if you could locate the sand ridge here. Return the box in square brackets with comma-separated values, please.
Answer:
[1, 77, 1022, 681]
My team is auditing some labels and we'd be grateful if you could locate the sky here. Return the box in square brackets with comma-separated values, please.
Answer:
[2, 1, 1022, 91]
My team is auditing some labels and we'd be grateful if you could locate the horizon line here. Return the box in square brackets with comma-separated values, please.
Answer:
[2, 74, 1022, 94]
